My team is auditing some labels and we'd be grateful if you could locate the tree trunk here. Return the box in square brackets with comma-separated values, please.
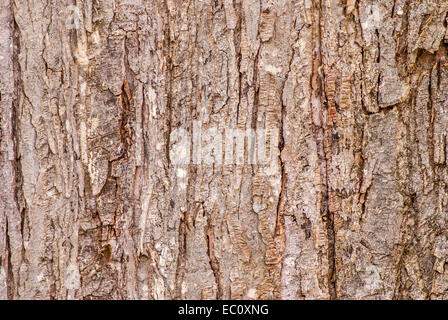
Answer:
[1, 0, 448, 300]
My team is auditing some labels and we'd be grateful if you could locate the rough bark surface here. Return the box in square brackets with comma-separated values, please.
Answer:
[1, 0, 448, 300]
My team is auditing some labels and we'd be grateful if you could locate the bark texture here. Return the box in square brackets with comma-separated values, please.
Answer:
[1, 0, 448, 300]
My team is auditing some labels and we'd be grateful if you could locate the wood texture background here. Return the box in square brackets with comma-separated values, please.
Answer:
[1, 0, 448, 299]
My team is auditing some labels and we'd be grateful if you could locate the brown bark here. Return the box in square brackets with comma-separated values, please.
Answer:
[1, 0, 448, 300]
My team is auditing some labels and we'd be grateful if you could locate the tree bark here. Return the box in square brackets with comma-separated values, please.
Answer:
[1, 0, 448, 300]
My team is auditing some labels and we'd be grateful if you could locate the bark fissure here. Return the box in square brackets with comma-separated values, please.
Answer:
[2, 0, 448, 300]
